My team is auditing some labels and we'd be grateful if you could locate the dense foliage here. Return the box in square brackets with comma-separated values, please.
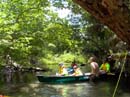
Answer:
[0, 0, 125, 67]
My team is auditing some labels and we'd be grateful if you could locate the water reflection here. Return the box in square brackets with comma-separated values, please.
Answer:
[46, 83, 91, 97]
[0, 72, 130, 97]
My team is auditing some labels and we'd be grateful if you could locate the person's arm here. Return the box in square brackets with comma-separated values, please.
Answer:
[90, 63, 95, 74]
[78, 68, 83, 75]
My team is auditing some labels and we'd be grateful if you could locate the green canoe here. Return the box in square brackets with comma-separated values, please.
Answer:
[37, 74, 90, 84]
[37, 73, 116, 84]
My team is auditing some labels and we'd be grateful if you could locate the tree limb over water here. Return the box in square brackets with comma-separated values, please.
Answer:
[73, 0, 130, 46]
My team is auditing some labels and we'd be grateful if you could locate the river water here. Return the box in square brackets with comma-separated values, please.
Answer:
[0, 72, 130, 97]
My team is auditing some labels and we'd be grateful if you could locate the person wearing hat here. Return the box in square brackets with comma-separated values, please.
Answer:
[58, 63, 68, 76]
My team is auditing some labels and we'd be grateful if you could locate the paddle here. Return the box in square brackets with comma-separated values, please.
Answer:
[80, 63, 86, 66]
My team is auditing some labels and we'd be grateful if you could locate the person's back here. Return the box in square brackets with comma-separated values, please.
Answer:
[90, 61, 99, 76]
[88, 57, 99, 77]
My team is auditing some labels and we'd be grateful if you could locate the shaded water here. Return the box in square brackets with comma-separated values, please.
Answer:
[0, 72, 130, 97]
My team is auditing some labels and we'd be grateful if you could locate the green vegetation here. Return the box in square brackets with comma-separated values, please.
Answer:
[40, 52, 86, 65]
[0, 0, 127, 68]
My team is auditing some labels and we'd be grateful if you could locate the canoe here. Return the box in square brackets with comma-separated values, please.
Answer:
[37, 73, 117, 84]
[37, 75, 90, 84]
[90, 73, 117, 82]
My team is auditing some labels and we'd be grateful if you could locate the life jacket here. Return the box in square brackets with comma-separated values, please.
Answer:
[59, 67, 68, 75]
[74, 68, 83, 76]
[100, 63, 110, 72]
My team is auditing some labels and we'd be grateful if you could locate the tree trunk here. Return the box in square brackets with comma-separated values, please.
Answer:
[73, 0, 130, 46]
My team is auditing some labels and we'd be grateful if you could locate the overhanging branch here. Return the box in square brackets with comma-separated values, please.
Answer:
[73, 0, 130, 46]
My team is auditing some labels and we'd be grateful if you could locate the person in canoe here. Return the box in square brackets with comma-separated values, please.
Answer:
[100, 58, 110, 74]
[88, 56, 99, 77]
[58, 62, 68, 76]
[67, 61, 78, 74]
[71, 65, 83, 76]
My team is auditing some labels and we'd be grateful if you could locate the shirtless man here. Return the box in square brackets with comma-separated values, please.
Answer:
[88, 57, 99, 77]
